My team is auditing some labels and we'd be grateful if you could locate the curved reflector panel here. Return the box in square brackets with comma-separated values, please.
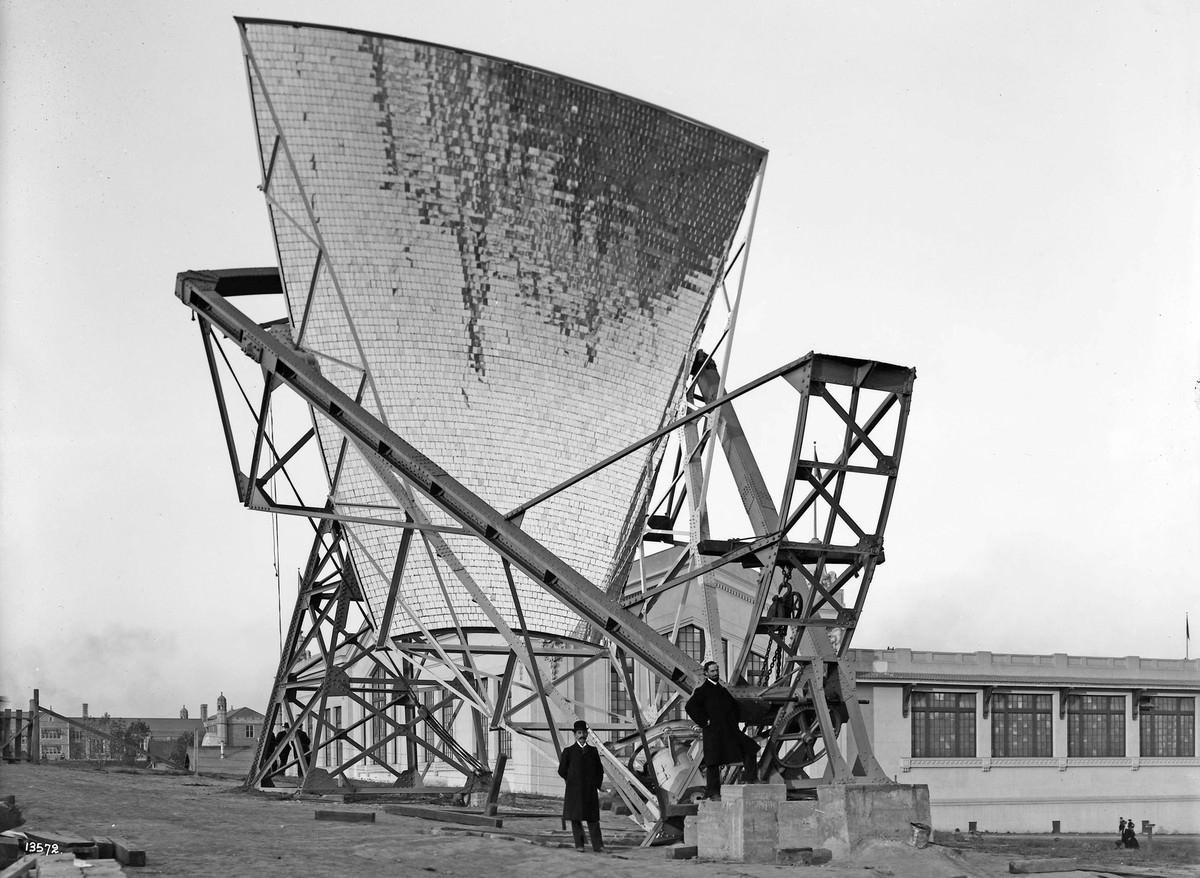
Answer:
[239, 19, 766, 638]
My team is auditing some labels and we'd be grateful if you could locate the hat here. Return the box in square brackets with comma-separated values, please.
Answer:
[572, 720, 589, 733]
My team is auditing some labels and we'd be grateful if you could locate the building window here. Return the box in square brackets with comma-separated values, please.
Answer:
[421, 690, 438, 750]
[321, 707, 345, 768]
[321, 709, 331, 768]
[911, 692, 975, 758]
[993, 693, 1053, 757]
[676, 625, 706, 662]
[660, 625, 706, 721]
[420, 690, 453, 757]
[1067, 695, 1124, 757]
[393, 678, 414, 767]
[496, 682, 513, 759]
[609, 657, 634, 743]
[370, 670, 388, 766]
[333, 705, 343, 767]
[244, 725, 255, 739]
[744, 651, 768, 686]
[1140, 696, 1194, 757]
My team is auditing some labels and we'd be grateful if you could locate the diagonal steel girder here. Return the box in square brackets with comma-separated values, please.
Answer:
[176, 270, 705, 696]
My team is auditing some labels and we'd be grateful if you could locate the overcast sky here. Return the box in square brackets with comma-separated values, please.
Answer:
[2, 1, 1197, 718]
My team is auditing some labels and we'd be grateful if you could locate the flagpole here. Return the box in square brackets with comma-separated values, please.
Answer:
[1187, 613, 1190, 661]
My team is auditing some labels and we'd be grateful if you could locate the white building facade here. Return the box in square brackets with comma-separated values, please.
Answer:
[851, 648, 1199, 833]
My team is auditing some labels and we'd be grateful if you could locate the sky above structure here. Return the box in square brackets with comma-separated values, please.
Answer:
[0, 0, 1197, 717]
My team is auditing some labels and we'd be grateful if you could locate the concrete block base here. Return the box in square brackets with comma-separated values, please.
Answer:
[695, 782, 930, 863]
[813, 782, 931, 858]
[696, 784, 786, 862]
[683, 815, 697, 846]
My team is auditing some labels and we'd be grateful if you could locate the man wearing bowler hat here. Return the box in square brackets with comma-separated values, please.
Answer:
[558, 719, 605, 852]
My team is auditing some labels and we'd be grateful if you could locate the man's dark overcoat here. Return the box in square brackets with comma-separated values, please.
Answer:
[558, 742, 603, 821]
[685, 680, 758, 768]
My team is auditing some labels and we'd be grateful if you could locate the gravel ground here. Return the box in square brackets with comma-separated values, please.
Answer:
[2, 762, 1196, 877]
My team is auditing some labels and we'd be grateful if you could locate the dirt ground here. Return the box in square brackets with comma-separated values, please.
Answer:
[2, 762, 1197, 877]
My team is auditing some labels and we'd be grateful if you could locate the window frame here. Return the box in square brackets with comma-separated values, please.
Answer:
[1139, 696, 1195, 758]
[1066, 694, 1125, 758]
[609, 656, 634, 743]
[743, 651, 768, 686]
[661, 625, 706, 720]
[675, 624, 706, 663]
[991, 692, 1054, 758]
[910, 691, 976, 758]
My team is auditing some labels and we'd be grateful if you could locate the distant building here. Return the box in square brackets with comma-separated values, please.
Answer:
[850, 647, 1199, 833]
[201, 692, 265, 747]
[38, 704, 203, 762]
[38, 695, 261, 761]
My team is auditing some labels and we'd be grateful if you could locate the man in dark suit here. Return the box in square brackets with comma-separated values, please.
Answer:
[558, 719, 605, 852]
[294, 728, 312, 777]
[685, 660, 759, 801]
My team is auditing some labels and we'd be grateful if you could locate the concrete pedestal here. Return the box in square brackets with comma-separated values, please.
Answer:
[696, 784, 786, 862]
[694, 782, 930, 863]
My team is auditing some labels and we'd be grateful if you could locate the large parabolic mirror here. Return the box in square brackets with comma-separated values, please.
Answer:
[178, 18, 916, 837]
[241, 20, 766, 638]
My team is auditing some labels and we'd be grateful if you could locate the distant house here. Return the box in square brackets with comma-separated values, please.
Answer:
[200, 693, 265, 747]
[132, 716, 207, 743]
[37, 704, 202, 762]
[225, 706, 266, 744]
[37, 696, 260, 762]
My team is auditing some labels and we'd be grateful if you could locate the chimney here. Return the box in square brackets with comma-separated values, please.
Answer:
[82, 703, 88, 718]
[201, 703, 208, 722]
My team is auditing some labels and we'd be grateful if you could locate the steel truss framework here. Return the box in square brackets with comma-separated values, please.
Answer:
[176, 267, 915, 838]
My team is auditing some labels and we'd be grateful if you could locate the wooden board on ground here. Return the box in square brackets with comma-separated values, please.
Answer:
[315, 810, 376, 823]
[21, 852, 82, 878]
[342, 789, 467, 804]
[74, 862, 125, 877]
[104, 834, 147, 866]
[22, 829, 94, 851]
[491, 811, 558, 819]
[382, 805, 503, 828]
[1009, 858, 1079, 874]
[28, 830, 89, 844]
[0, 854, 38, 878]
[91, 837, 115, 858]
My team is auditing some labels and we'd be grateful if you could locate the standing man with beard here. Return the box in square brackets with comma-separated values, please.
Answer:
[558, 720, 605, 852]
[686, 660, 759, 801]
